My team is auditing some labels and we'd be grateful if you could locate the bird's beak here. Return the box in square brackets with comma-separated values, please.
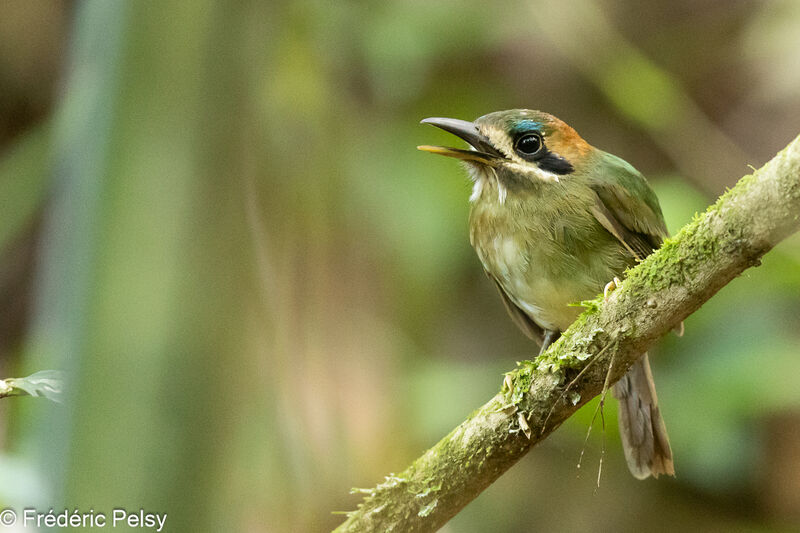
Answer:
[418, 117, 503, 164]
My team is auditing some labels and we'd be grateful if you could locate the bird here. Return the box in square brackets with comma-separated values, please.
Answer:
[418, 109, 674, 480]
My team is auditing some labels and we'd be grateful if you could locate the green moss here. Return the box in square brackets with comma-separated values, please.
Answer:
[507, 364, 533, 406]
[568, 297, 602, 313]
[717, 171, 756, 204]
[626, 236, 683, 292]
[532, 294, 606, 373]
[407, 477, 442, 498]
[625, 207, 722, 295]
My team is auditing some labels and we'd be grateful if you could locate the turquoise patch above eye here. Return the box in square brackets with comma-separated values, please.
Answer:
[511, 119, 542, 134]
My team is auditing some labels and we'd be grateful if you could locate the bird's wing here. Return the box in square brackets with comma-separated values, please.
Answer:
[486, 271, 544, 346]
[588, 151, 669, 262]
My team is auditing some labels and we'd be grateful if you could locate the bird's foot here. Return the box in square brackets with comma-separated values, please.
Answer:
[603, 277, 622, 300]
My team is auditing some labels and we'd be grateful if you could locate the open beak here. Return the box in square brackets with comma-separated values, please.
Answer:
[418, 117, 503, 164]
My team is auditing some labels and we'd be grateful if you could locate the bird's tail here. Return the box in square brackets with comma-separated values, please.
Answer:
[612, 354, 674, 479]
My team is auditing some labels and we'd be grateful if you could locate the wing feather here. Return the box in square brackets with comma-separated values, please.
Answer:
[486, 271, 544, 346]
[589, 152, 669, 261]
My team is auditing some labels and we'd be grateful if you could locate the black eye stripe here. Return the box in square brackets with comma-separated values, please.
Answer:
[537, 152, 574, 175]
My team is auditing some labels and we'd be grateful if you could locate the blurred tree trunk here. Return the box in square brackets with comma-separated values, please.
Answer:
[19, 1, 397, 530]
[25, 1, 262, 530]
[0, 127, 51, 366]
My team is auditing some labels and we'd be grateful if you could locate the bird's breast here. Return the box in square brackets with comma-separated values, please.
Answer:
[469, 194, 625, 332]
[472, 231, 584, 331]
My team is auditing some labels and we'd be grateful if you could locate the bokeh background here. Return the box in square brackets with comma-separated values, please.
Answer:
[1, 1, 799, 531]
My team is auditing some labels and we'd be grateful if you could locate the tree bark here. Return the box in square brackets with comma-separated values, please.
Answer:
[334, 133, 800, 532]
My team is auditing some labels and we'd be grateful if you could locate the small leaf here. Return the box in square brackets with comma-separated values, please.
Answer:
[517, 412, 532, 440]
[568, 391, 581, 405]
[417, 499, 437, 517]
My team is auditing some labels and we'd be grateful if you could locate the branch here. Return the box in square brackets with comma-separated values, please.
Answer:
[334, 135, 800, 532]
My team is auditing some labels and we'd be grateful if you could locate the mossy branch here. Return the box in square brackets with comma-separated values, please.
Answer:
[334, 135, 800, 532]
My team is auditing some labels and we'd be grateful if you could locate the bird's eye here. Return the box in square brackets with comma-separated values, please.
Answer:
[514, 133, 543, 157]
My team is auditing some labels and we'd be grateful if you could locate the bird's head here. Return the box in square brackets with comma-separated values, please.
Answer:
[419, 109, 594, 187]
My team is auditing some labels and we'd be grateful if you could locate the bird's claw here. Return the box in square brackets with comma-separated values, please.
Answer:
[603, 277, 622, 300]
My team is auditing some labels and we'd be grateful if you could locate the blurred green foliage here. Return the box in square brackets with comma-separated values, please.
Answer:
[0, 0, 799, 532]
